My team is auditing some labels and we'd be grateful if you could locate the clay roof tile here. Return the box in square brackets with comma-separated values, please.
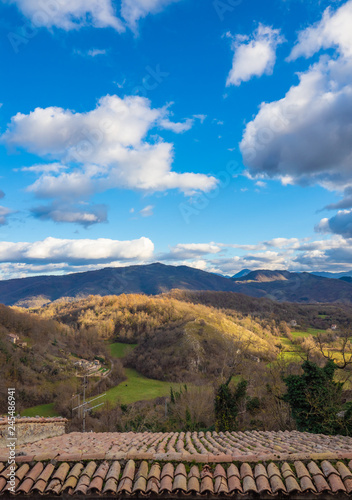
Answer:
[52, 462, 70, 483]
[228, 475, 242, 493]
[160, 475, 173, 492]
[74, 474, 90, 494]
[187, 476, 200, 493]
[281, 462, 295, 479]
[103, 477, 118, 494]
[161, 463, 174, 479]
[148, 463, 161, 480]
[269, 474, 286, 493]
[214, 464, 226, 478]
[173, 473, 187, 492]
[81, 461, 97, 479]
[17, 477, 34, 494]
[307, 461, 324, 477]
[256, 475, 271, 494]
[328, 473, 347, 493]
[336, 461, 352, 480]
[133, 476, 147, 493]
[92, 461, 109, 480]
[243, 475, 257, 493]
[188, 465, 200, 478]
[147, 476, 160, 494]
[175, 463, 187, 477]
[344, 478, 352, 494]
[200, 475, 214, 494]
[294, 461, 311, 479]
[299, 475, 316, 493]
[15, 464, 30, 481]
[62, 475, 79, 492]
[67, 463, 84, 479]
[312, 473, 330, 493]
[117, 477, 133, 494]
[25, 463, 44, 482]
[285, 475, 301, 493]
[240, 463, 253, 479]
[135, 461, 149, 480]
[267, 462, 281, 479]
[121, 460, 135, 480]
[227, 464, 240, 479]
[254, 463, 268, 478]
[106, 461, 121, 481]
[215, 475, 229, 494]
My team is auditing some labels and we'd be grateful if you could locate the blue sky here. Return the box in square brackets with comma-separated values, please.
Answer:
[1, 0, 352, 278]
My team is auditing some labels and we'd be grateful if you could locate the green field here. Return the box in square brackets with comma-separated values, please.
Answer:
[21, 403, 58, 417]
[102, 368, 176, 405]
[291, 328, 325, 339]
[108, 342, 137, 359]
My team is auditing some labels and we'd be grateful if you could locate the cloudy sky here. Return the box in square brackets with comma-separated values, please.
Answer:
[1, 0, 352, 279]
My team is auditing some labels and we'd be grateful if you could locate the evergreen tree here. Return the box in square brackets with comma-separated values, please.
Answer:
[215, 377, 247, 431]
[283, 360, 351, 435]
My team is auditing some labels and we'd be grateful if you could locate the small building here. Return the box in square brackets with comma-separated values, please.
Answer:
[289, 320, 297, 327]
[7, 333, 19, 344]
[331, 324, 337, 331]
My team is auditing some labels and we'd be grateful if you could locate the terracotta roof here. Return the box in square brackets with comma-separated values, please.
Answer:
[1, 458, 352, 497]
[4, 430, 352, 463]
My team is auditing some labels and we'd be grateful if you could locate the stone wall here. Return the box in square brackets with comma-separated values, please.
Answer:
[0, 417, 67, 447]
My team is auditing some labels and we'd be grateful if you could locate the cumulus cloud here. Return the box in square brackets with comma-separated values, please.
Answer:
[31, 203, 108, 227]
[288, 1, 352, 61]
[0, 236, 154, 264]
[316, 210, 352, 238]
[240, 2, 352, 192]
[240, 56, 352, 189]
[7, 0, 124, 31]
[120, 0, 181, 31]
[2, 95, 217, 204]
[226, 24, 284, 87]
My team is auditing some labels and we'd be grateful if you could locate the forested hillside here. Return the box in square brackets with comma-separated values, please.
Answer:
[35, 294, 279, 381]
[0, 304, 125, 414]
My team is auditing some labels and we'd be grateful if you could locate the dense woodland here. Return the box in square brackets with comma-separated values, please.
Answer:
[0, 291, 351, 434]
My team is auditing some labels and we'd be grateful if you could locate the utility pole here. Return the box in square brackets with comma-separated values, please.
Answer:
[72, 373, 106, 432]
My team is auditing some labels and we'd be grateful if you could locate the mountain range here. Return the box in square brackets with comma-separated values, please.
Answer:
[1, 263, 352, 307]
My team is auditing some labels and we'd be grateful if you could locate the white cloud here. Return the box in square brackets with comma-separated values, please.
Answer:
[31, 203, 108, 226]
[7, 0, 124, 31]
[226, 24, 284, 87]
[2, 95, 218, 202]
[74, 48, 107, 57]
[0, 236, 154, 264]
[159, 117, 194, 133]
[288, 1, 352, 61]
[7, 0, 184, 33]
[161, 243, 222, 260]
[316, 209, 352, 238]
[139, 205, 154, 217]
[19, 163, 67, 174]
[0, 206, 12, 225]
[87, 48, 107, 57]
[120, 0, 181, 31]
[240, 46, 352, 190]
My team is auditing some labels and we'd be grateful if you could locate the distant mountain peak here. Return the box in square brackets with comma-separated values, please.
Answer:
[232, 269, 291, 283]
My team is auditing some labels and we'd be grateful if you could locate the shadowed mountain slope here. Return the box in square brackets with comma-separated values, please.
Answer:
[1, 264, 352, 307]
